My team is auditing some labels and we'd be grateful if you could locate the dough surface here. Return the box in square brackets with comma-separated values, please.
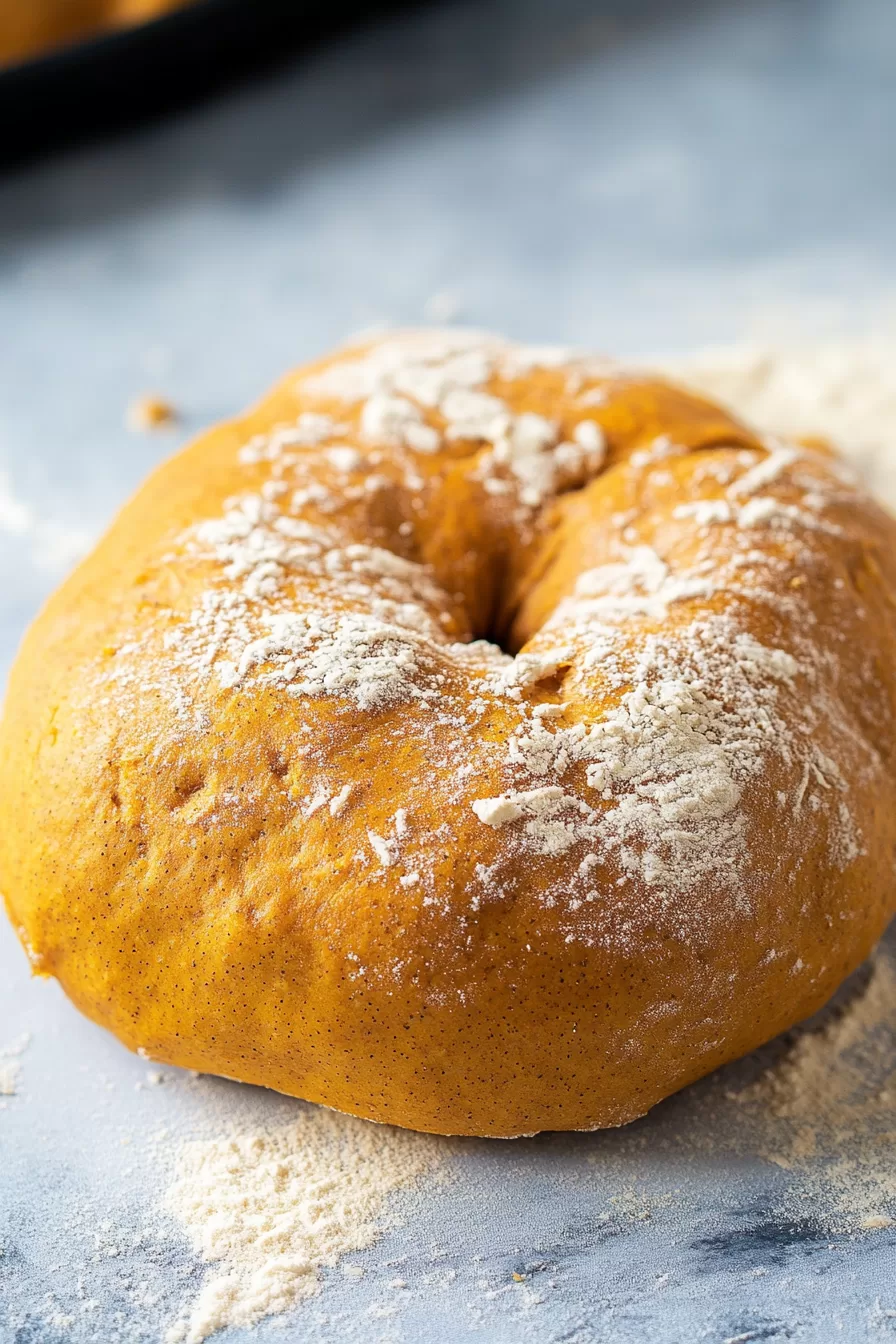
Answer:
[0, 0, 190, 67]
[3, 330, 896, 1137]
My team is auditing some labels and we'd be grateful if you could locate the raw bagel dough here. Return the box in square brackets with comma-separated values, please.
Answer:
[0, 0, 190, 68]
[3, 330, 896, 1137]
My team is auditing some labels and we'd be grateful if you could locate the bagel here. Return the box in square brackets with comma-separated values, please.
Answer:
[3, 329, 896, 1138]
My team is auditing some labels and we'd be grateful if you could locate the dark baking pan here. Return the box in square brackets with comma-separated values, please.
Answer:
[0, 0, 428, 169]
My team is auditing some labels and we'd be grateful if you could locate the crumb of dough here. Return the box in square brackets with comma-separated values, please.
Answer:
[126, 394, 177, 432]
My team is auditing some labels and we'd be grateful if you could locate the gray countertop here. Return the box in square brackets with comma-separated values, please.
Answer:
[2, 1, 896, 1340]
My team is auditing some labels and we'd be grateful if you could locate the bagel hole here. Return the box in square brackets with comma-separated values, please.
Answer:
[476, 554, 527, 656]
[480, 615, 519, 658]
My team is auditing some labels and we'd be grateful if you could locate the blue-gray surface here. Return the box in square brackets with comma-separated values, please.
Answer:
[1, 0, 895, 1340]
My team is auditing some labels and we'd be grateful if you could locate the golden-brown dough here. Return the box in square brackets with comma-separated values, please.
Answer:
[2, 330, 896, 1137]
[0, 0, 190, 68]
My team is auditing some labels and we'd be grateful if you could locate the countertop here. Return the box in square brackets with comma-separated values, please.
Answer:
[2, 1, 896, 1340]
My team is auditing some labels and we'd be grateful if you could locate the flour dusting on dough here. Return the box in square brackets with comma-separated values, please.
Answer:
[95, 331, 878, 954]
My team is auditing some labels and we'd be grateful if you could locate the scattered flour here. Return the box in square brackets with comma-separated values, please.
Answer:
[0, 471, 32, 537]
[162, 1107, 444, 1344]
[0, 469, 92, 573]
[423, 291, 463, 324]
[722, 949, 896, 1232]
[0, 1032, 30, 1099]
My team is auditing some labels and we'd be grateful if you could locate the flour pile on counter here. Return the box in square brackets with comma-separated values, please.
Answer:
[721, 950, 896, 1232]
[162, 1106, 444, 1344]
[0, 1031, 29, 1100]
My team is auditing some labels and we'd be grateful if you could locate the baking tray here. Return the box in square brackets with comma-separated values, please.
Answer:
[0, 0, 429, 169]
